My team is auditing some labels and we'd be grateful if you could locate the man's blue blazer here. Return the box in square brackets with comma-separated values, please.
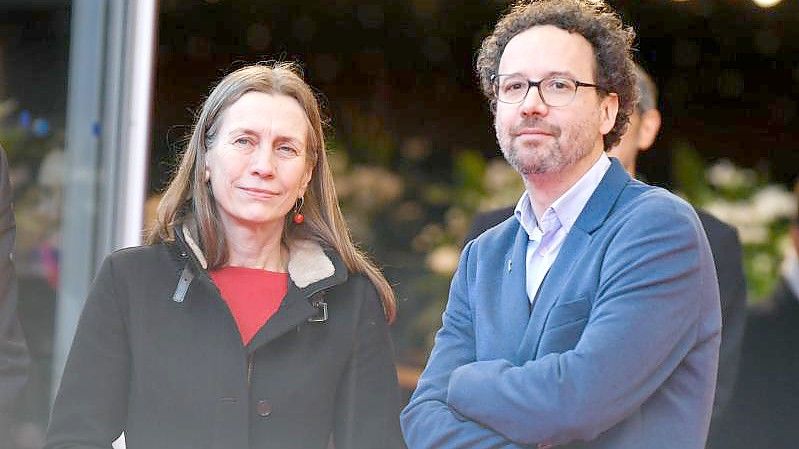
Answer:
[401, 158, 722, 449]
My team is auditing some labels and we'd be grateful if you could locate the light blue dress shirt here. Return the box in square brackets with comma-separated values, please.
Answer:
[514, 152, 611, 303]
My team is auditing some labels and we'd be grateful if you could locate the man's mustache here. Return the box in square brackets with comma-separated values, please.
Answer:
[511, 119, 560, 137]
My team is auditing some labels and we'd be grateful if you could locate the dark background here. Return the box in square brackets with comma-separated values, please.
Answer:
[1, 1, 795, 189]
[152, 0, 798, 191]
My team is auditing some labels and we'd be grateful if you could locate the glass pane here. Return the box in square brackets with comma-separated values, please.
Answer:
[0, 3, 70, 448]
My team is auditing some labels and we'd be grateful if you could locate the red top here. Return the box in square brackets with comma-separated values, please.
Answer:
[210, 266, 289, 345]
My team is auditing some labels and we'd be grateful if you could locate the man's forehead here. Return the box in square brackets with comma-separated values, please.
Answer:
[498, 25, 596, 77]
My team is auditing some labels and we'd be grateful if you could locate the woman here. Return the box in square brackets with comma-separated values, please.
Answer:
[45, 63, 405, 449]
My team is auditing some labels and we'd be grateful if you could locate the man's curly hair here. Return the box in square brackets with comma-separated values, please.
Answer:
[476, 0, 637, 150]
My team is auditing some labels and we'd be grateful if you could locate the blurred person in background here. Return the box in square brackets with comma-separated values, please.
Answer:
[0, 144, 29, 443]
[465, 64, 748, 447]
[712, 181, 799, 449]
[45, 62, 405, 449]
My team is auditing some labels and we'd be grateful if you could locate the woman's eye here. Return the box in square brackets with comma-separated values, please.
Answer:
[277, 146, 299, 156]
[234, 137, 253, 147]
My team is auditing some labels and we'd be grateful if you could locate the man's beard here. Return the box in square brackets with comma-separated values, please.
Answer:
[502, 139, 565, 175]
[498, 117, 594, 176]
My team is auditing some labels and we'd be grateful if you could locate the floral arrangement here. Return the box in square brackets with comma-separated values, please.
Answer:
[673, 144, 796, 302]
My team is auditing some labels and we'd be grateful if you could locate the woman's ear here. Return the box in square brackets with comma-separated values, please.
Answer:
[299, 164, 313, 197]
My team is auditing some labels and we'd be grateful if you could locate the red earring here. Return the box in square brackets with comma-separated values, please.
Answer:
[292, 197, 305, 224]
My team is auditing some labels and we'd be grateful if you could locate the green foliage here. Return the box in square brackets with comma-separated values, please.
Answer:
[672, 141, 711, 205]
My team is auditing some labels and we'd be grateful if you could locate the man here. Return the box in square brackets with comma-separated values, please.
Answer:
[465, 65, 748, 445]
[712, 184, 799, 449]
[0, 145, 29, 436]
[401, 1, 721, 448]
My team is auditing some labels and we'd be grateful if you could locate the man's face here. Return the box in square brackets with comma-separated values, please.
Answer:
[608, 106, 661, 176]
[494, 25, 617, 176]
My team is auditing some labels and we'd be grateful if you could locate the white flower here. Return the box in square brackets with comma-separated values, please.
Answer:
[752, 185, 796, 222]
[426, 245, 461, 276]
[704, 199, 760, 227]
[736, 224, 770, 245]
[706, 159, 756, 190]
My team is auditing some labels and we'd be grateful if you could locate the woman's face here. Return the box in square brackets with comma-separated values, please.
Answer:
[205, 91, 312, 232]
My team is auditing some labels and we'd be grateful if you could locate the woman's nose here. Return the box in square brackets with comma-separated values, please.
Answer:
[250, 146, 276, 177]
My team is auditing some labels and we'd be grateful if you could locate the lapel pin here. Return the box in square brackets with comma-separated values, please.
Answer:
[507, 259, 513, 273]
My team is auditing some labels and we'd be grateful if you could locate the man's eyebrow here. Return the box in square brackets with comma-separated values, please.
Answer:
[542, 70, 581, 79]
[497, 70, 582, 80]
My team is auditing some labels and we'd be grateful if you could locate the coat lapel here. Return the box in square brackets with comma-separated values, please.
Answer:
[171, 227, 350, 353]
[523, 158, 631, 358]
[245, 282, 317, 352]
[246, 248, 348, 352]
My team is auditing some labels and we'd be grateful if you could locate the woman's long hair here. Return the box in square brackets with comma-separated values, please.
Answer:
[147, 62, 396, 322]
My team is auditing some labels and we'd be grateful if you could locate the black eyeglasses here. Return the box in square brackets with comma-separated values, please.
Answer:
[491, 74, 605, 107]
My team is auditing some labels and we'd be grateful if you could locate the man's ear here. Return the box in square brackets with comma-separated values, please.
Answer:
[599, 93, 619, 136]
[636, 109, 662, 152]
[791, 225, 799, 256]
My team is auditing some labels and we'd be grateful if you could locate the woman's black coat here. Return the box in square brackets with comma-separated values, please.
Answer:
[45, 230, 405, 449]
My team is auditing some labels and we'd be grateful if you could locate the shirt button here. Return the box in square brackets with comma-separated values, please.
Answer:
[256, 400, 272, 417]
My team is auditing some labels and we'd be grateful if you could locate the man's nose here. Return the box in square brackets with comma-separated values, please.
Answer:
[519, 85, 548, 116]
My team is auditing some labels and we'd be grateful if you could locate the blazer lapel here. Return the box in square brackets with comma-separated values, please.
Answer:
[523, 228, 592, 358]
[494, 224, 536, 364]
[522, 158, 632, 358]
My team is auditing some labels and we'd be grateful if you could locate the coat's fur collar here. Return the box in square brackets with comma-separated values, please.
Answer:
[180, 225, 336, 288]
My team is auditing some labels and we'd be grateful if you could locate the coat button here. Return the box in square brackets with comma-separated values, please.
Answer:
[256, 400, 272, 417]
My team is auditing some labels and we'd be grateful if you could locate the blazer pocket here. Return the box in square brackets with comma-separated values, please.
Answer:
[538, 296, 593, 356]
[544, 294, 592, 332]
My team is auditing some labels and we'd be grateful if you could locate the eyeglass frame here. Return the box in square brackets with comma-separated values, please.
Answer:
[490, 73, 608, 107]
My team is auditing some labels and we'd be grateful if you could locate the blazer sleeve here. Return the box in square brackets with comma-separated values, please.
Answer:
[401, 241, 530, 449]
[333, 276, 406, 449]
[0, 146, 28, 411]
[446, 199, 720, 446]
[45, 255, 130, 449]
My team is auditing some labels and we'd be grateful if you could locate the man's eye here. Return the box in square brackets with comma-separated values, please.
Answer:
[503, 81, 525, 93]
[234, 137, 253, 146]
[547, 79, 572, 91]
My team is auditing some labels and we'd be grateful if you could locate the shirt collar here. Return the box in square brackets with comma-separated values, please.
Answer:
[514, 152, 611, 239]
